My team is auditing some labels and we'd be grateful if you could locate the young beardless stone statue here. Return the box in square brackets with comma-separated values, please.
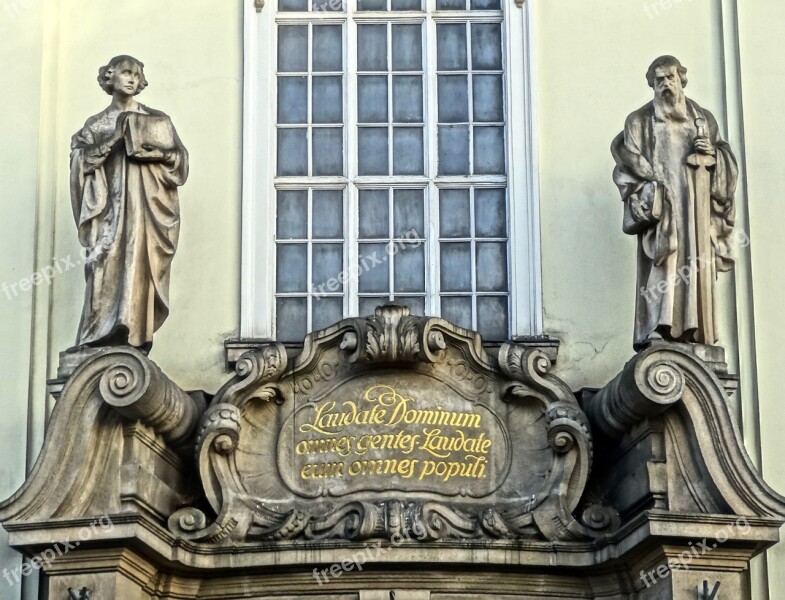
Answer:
[70, 55, 189, 353]
[611, 56, 737, 350]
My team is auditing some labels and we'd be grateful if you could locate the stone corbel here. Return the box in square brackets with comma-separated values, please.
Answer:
[0, 347, 201, 527]
[586, 344, 785, 520]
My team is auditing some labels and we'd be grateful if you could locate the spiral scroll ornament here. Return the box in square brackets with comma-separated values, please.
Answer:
[99, 358, 148, 407]
[96, 348, 202, 446]
[641, 358, 684, 403]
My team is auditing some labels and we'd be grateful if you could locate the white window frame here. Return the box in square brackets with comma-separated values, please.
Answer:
[241, 0, 541, 340]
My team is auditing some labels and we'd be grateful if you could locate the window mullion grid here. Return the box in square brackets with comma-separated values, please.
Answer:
[387, 22, 394, 176]
[346, 12, 359, 317]
[425, 0, 440, 318]
[307, 23, 314, 178]
[305, 189, 313, 332]
[387, 188, 394, 301]
[466, 20, 475, 176]
[469, 186, 477, 329]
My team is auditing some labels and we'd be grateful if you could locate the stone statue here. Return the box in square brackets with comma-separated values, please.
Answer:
[70, 55, 188, 353]
[611, 55, 737, 349]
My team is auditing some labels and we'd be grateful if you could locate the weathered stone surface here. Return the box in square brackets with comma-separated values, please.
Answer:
[612, 56, 737, 348]
[2, 317, 784, 599]
[70, 55, 188, 351]
[170, 304, 597, 543]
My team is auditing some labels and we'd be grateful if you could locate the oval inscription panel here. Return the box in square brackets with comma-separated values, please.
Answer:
[277, 372, 511, 498]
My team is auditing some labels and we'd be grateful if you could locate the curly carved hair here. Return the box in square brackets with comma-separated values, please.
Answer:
[646, 55, 688, 89]
[97, 55, 148, 96]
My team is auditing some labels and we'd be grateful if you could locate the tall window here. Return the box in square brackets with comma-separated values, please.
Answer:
[270, 0, 512, 342]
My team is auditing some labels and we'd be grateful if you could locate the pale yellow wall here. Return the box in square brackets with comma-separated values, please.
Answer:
[534, 0, 784, 596]
[533, 0, 729, 391]
[737, 0, 785, 594]
[1, 0, 784, 598]
[0, 0, 43, 595]
[42, 0, 244, 392]
[0, 1, 242, 596]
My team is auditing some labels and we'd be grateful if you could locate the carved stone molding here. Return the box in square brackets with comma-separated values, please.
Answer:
[169, 304, 601, 543]
[0, 347, 199, 524]
[586, 343, 785, 520]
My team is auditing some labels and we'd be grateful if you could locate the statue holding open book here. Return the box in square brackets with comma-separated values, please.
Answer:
[69, 55, 188, 353]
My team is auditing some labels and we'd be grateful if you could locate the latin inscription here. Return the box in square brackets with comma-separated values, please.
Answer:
[294, 385, 494, 489]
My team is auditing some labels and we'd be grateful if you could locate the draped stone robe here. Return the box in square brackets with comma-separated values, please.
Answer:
[70, 104, 188, 350]
[611, 98, 737, 348]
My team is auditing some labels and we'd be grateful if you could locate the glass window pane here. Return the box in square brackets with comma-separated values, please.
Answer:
[280, 0, 308, 11]
[437, 24, 467, 71]
[313, 25, 343, 72]
[392, 24, 422, 71]
[358, 0, 386, 9]
[440, 242, 472, 292]
[276, 244, 308, 292]
[358, 76, 389, 123]
[393, 127, 423, 175]
[391, 0, 420, 9]
[441, 296, 472, 329]
[278, 25, 308, 72]
[439, 189, 471, 238]
[277, 190, 308, 239]
[476, 242, 508, 291]
[471, 23, 502, 70]
[477, 296, 508, 340]
[394, 296, 425, 315]
[438, 75, 469, 123]
[473, 126, 505, 174]
[392, 76, 423, 123]
[473, 74, 504, 122]
[313, 190, 343, 239]
[438, 125, 470, 175]
[358, 243, 390, 293]
[312, 128, 344, 175]
[313, 297, 344, 331]
[437, 0, 465, 8]
[359, 296, 388, 316]
[276, 297, 308, 341]
[278, 77, 308, 124]
[277, 128, 308, 176]
[394, 245, 425, 292]
[471, 0, 500, 8]
[475, 188, 506, 238]
[393, 189, 424, 238]
[313, 243, 344, 291]
[358, 25, 388, 71]
[312, 76, 343, 123]
[358, 127, 389, 175]
[359, 189, 389, 239]
[312, 0, 344, 12]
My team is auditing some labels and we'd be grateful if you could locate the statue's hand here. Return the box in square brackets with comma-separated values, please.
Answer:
[630, 194, 653, 224]
[130, 146, 172, 163]
[694, 136, 716, 156]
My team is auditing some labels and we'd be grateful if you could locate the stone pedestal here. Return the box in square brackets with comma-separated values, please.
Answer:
[1, 314, 782, 599]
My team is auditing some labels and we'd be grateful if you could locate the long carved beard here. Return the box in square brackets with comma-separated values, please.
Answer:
[654, 89, 688, 121]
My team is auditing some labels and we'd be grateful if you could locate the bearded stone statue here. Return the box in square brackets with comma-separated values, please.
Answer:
[611, 56, 737, 350]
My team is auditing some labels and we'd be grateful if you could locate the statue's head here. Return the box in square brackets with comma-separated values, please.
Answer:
[97, 55, 148, 97]
[646, 55, 687, 101]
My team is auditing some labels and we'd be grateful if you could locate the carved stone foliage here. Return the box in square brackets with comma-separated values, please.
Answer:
[170, 304, 602, 543]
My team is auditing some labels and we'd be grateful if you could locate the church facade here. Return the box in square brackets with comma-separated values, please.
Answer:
[1, 0, 784, 598]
